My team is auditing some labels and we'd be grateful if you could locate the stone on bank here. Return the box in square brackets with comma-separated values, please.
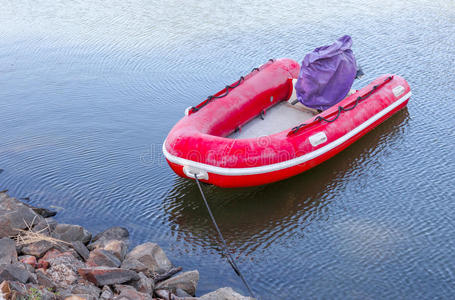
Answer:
[0, 190, 255, 299]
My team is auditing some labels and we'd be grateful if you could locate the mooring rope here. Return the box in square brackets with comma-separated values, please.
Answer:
[194, 175, 256, 298]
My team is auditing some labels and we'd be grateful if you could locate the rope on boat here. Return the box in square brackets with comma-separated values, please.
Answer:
[288, 76, 394, 136]
[190, 59, 275, 114]
[194, 175, 256, 298]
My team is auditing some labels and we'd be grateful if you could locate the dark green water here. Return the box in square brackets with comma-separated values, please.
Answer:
[1, 1, 454, 298]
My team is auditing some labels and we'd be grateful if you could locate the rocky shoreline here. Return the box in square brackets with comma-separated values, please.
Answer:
[0, 191, 254, 300]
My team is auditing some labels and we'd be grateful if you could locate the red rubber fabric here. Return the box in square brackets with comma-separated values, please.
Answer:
[163, 58, 411, 187]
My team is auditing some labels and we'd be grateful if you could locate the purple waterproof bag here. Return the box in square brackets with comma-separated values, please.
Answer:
[295, 35, 358, 111]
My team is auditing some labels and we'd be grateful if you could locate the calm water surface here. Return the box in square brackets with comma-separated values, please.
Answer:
[1, 1, 454, 298]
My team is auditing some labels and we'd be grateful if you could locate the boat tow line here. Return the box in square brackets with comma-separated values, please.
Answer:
[289, 76, 394, 136]
[193, 174, 256, 298]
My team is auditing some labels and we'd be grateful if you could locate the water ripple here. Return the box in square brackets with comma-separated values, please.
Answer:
[1, 0, 455, 298]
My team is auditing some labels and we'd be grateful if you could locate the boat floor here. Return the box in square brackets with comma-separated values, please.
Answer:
[229, 101, 316, 139]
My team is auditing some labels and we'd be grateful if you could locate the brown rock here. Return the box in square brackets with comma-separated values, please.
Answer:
[40, 248, 63, 261]
[86, 249, 121, 268]
[19, 255, 37, 268]
[37, 248, 63, 270]
[88, 227, 129, 251]
[0, 280, 11, 299]
[37, 260, 50, 270]
[104, 240, 128, 261]
[0, 238, 17, 264]
[155, 270, 199, 296]
[78, 267, 139, 286]
[124, 242, 172, 274]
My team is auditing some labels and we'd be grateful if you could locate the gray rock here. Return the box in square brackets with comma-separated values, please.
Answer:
[100, 285, 114, 300]
[33, 217, 58, 235]
[52, 223, 92, 244]
[71, 283, 101, 298]
[52, 243, 81, 260]
[0, 193, 43, 237]
[15, 242, 23, 254]
[154, 290, 171, 300]
[0, 237, 17, 264]
[155, 289, 199, 300]
[155, 270, 199, 296]
[8, 280, 28, 293]
[78, 267, 140, 286]
[120, 257, 149, 274]
[129, 272, 154, 294]
[88, 227, 129, 251]
[199, 287, 255, 300]
[46, 252, 86, 288]
[21, 240, 54, 257]
[113, 284, 135, 294]
[0, 263, 32, 283]
[28, 270, 38, 284]
[86, 249, 121, 268]
[72, 240, 90, 261]
[22, 202, 57, 218]
[124, 242, 172, 274]
[113, 287, 153, 300]
[55, 286, 73, 299]
[104, 240, 128, 261]
[64, 294, 97, 300]
[0, 280, 28, 299]
[175, 288, 193, 297]
[36, 269, 57, 290]
[26, 283, 58, 300]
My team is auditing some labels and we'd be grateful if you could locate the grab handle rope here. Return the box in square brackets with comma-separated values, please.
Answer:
[189, 59, 275, 114]
[288, 76, 393, 136]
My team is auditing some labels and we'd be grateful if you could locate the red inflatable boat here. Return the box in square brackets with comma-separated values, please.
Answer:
[163, 58, 411, 187]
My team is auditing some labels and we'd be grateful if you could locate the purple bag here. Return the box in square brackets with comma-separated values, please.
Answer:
[295, 35, 358, 111]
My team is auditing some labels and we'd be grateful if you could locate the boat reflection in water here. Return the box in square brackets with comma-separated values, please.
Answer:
[162, 108, 410, 255]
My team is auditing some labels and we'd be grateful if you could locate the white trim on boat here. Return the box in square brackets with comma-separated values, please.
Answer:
[162, 91, 411, 176]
